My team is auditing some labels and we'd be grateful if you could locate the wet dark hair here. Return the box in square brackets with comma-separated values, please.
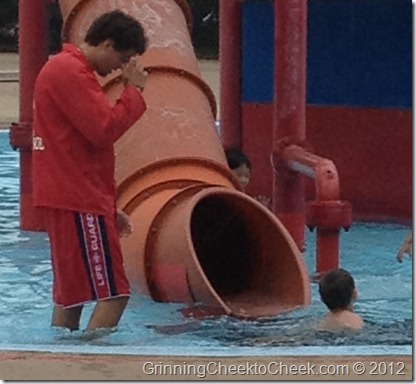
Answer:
[319, 268, 355, 311]
[225, 148, 252, 170]
[84, 10, 147, 54]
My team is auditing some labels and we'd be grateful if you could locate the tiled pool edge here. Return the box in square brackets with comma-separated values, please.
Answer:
[0, 344, 412, 356]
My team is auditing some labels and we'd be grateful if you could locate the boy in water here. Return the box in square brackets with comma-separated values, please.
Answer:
[317, 268, 363, 332]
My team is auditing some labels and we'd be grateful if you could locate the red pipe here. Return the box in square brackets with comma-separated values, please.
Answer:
[281, 145, 341, 201]
[280, 144, 352, 277]
[219, 0, 242, 149]
[315, 229, 340, 275]
[9, 0, 49, 231]
[272, 0, 307, 251]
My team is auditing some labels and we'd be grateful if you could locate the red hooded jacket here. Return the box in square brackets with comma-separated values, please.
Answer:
[32, 44, 146, 215]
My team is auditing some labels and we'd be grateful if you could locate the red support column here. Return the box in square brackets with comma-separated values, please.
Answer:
[9, 0, 49, 230]
[316, 229, 340, 273]
[219, 0, 242, 149]
[272, 0, 307, 251]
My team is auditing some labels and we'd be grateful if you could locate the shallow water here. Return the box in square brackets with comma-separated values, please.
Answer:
[0, 130, 412, 356]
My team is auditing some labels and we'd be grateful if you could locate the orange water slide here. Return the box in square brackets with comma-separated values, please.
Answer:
[58, 0, 311, 318]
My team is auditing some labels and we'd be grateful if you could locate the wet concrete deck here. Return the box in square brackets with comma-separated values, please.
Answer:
[0, 352, 411, 380]
[0, 53, 220, 127]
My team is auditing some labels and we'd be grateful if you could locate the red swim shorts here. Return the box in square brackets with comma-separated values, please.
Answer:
[44, 208, 130, 308]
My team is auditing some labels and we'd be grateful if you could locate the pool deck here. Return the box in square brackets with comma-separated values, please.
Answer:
[0, 352, 412, 380]
[0, 53, 412, 381]
[0, 52, 220, 128]
[0, 52, 19, 127]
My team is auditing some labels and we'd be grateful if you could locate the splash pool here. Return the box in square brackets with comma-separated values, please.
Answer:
[0, 130, 412, 357]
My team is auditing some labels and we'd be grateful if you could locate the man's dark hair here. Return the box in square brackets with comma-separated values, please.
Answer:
[225, 147, 252, 170]
[319, 268, 355, 311]
[85, 10, 147, 54]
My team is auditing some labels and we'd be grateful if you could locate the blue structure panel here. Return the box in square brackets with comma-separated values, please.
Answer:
[242, 0, 275, 103]
[307, 0, 412, 108]
[241, 0, 411, 107]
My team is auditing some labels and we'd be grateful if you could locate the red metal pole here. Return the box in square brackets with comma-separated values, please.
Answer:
[219, 0, 242, 149]
[9, 0, 49, 231]
[272, 0, 307, 251]
[316, 229, 340, 274]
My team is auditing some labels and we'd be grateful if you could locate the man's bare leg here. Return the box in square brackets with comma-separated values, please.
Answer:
[52, 305, 83, 331]
[86, 296, 129, 331]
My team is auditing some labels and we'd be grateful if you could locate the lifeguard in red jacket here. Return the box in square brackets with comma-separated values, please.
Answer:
[32, 10, 148, 332]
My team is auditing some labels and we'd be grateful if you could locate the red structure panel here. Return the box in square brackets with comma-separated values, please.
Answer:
[306, 106, 412, 222]
[242, 103, 412, 222]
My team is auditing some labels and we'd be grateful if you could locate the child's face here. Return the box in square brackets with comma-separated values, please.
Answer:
[233, 164, 251, 189]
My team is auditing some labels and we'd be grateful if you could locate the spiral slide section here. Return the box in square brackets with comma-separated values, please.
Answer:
[58, 0, 310, 318]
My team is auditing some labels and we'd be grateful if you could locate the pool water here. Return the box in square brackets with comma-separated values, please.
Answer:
[0, 131, 412, 356]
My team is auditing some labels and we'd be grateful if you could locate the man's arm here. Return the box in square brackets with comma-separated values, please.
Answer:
[397, 232, 412, 262]
[46, 62, 146, 147]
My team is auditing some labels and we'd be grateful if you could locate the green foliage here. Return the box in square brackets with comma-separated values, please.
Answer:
[0, 0, 18, 52]
[48, 1, 63, 54]
[0, 0, 219, 58]
[188, 0, 219, 59]
[0, 0, 18, 24]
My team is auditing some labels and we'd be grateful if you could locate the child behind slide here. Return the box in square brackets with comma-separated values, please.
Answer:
[225, 147, 271, 208]
[316, 268, 364, 332]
